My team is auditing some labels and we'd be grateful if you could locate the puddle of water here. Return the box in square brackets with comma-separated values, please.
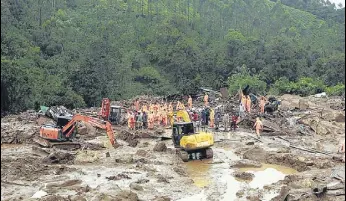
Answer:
[220, 171, 241, 201]
[239, 163, 298, 175]
[184, 159, 212, 188]
[238, 164, 297, 189]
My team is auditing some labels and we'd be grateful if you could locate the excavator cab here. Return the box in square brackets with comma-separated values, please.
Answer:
[172, 122, 214, 162]
[109, 105, 125, 125]
[172, 122, 195, 148]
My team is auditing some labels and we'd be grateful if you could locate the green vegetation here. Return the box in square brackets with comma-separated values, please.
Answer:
[1, 0, 345, 113]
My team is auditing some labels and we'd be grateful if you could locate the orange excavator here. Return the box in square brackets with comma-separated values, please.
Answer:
[34, 114, 119, 150]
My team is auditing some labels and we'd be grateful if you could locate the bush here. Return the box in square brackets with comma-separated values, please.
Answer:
[290, 77, 326, 96]
[228, 72, 267, 95]
[269, 77, 327, 96]
[325, 84, 345, 96]
[269, 77, 292, 95]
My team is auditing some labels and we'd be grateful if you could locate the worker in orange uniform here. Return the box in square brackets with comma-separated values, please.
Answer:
[204, 93, 209, 106]
[241, 94, 247, 111]
[134, 99, 140, 112]
[168, 102, 173, 112]
[127, 111, 132, 129]
[148, 112, 154, 129]
[128, 111, 136, 130]
[209, 108, 215, 128]
[188, 95, 193, 109]
[142, 104, 148, 113]
[176, 101, 182, 111]
[259, 96, 267, 114]
[246, 96, 252, 113]
[253, 117, 263, 138]
[157, 108, 163, 126]
[149, 103, 154, 113]
[161, 109, 167, 126]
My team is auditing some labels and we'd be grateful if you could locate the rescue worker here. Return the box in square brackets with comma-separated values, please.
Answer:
[168, 102, 173, 113]
[204, 93, 209, 106]
[214, 109, 221, 131]
[241, 94, 247, 110]
[210, 108, 215, 128]
[201, 109, 206, 126]
[253, 117, 263, 138]
[127, 111, 132, 129]
[167, 110, 174, 127]
[148, 111, 154, 129]
[246, 95, 252, 113]
[239, 102, 245, 119]
[134, 99, 140, 112]
[223, 113, 230, 132]
[142, 111, 148, 129]
[259, 96, 267, 114]
[161, 109, 167, 126]
[188, 95, 193, 109]
[231, 114, 238, 131]
[136, 111, 143, 129]
[176, 101, 181, 110]
[157, 108, 163, 126]
[149, 103, 154, 113]
[142, 104, 148, 113]
[205, 107, 210, 126]
[129, 111, 136, 130]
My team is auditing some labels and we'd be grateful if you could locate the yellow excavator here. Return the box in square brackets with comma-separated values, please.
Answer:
[172, 109, 214, 162]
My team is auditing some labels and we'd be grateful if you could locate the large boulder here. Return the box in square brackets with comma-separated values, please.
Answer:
[153, 142, 167, 152]
[299, 99, 309, 110]
[230, 159, 262, 168]
[243, 147, 267, 162]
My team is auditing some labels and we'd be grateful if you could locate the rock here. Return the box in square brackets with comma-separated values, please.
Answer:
[245, 141, 255, 145]
[136, 149, 148, 157]
[243, 147, 267, 162]
[232, 171, 255, 180]
[230, 159, 262, 168]
[135, 179, 149, 184]
[69, 195, 87, 201]
[246, 195, 261, 201]
[155, 128, 165, 134]
[77, 125, 88, 135]
[236, 190, 244, 198]
[270, 185, 290, 201]
[114, 190, 138, 201]
[299, 99, 309, 110]
[153, 142, 167, 152]
[152, 196, 171, 201]
[40, 195, 68, 201]
[157, 175, 170, 183]
[173, 166, 187, 176]
[129, 182, 143, 191]
[106, 174, 131, 180]
[115, 155, 134, 164]
[42, 152, 75, 164]
[128, 139, 139, 147]
[277, 147, 290, 153]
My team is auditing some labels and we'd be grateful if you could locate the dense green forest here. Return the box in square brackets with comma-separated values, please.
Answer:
[1, 0, 345, 113]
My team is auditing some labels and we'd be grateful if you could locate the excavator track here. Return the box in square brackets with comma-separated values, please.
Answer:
[33, 137, 81, 150]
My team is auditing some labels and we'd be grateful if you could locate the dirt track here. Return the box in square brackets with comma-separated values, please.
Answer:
[1, 95, 345, 201]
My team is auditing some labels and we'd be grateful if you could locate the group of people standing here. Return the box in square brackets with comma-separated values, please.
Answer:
[127, 92, 266, 139]
[127, 99, 174, 130]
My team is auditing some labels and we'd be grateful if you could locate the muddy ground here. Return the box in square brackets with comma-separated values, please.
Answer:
[1, 95, 345, 201]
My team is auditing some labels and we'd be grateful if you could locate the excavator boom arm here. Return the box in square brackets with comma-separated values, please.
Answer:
[62, 114, 116, 146]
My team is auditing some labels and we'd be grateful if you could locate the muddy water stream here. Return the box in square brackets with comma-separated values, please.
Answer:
[180, 147, 298, 201]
